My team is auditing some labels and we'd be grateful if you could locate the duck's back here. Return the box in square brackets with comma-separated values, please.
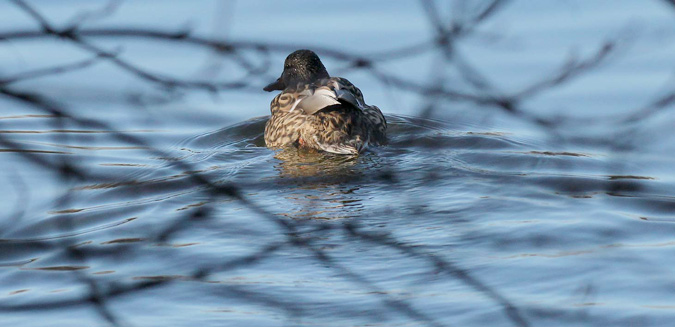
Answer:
[264, 77, 386, 154]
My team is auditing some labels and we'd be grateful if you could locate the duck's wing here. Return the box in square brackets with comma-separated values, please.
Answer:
[301, 117, 365, 155]
[270, 84, 340, 115]
[330, 78, 387, 144]
[294, 86, 341, 115]
[327, 77, 368, 111]
[271, 78, 370, 116]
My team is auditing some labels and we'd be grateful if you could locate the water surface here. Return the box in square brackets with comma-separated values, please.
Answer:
[1, 1, 675, 326]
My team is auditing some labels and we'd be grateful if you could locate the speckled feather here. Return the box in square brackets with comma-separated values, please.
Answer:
[264, 76, 387, 154]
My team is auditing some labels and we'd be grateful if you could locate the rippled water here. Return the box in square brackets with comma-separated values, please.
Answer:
[2, 1, 675, 327]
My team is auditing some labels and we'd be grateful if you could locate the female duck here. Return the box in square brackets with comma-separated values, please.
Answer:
[263, 50, 386, 155]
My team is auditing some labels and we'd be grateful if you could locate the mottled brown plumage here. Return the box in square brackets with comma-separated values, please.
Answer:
[263, 50, 386, 155]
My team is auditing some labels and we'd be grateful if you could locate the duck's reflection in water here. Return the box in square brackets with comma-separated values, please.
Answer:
[271, 147, 374, 220]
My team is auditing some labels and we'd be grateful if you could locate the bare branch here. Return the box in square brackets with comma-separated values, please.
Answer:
[0, 53, 110, 86]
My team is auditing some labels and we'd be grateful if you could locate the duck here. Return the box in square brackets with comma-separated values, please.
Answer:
[263, 50, 387, 155]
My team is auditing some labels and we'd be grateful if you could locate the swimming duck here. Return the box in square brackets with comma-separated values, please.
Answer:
[263, 50, 387, 155]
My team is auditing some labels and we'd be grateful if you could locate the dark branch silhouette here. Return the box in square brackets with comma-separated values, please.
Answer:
[2, 0, 673, 326]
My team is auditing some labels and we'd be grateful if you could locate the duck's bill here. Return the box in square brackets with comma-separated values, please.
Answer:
[263, 78, 285, 92]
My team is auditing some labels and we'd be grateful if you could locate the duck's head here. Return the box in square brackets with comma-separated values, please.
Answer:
[263, 50, 330, 92]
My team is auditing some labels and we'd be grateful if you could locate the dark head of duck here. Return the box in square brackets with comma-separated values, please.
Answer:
[263, 50, 330, 92]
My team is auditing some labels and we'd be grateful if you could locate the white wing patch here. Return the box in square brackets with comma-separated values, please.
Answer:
[282, 78, 368, 115]
[296, 87, 340, 115]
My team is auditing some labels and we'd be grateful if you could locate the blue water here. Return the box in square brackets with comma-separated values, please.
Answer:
[1, 1, 675, 326]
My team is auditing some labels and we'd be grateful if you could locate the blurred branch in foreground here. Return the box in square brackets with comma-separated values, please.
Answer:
[2, 0, 674, 326]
